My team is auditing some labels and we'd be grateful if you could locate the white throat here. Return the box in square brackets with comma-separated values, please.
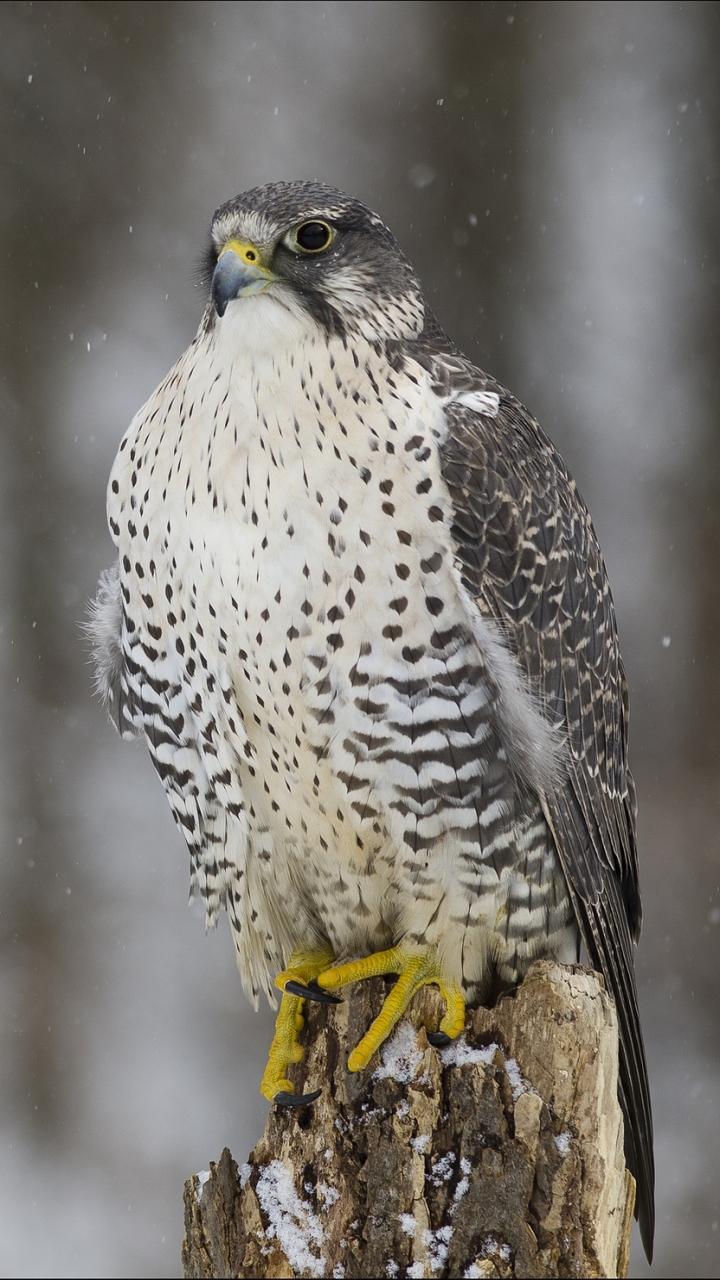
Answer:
[211, 288, 321, 362]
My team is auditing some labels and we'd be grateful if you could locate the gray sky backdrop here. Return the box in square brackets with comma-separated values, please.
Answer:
[1, 2, 719, 1275]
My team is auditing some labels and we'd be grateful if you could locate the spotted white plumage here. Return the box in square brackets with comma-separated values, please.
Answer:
[90, 181, 653, 1257]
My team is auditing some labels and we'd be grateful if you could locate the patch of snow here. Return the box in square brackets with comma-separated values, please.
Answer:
[423, 1224, 453, 1272]
[398, 1212, 417, 1237]
[504, 1057, 532, 1101]
[318, 1183, 340, 1209]
[407, 1264, 425, 1279]
[449, 1157, 472, 1216]
[428, 1151, 456, 1186]
[411, 1133, 430, 1155]
[440, 1037, 498, 1068]
[239, 1162, 252, 1188]
[396, 1099, 410, 1119]
[255, 1160, 325, 1278]
[477, 1234, 512, 1262]
[386, 1261, 399, 1278]
[332, 1266, 346, 1279]
[373, 1023, 423, 1084]
[359, 1104, 386, 1123]
[464, 1266, 483, 1279]
[195, 1170, 210, 1204]
[554, 1131, 573, 1157]
[324, 1148, 333, 1161]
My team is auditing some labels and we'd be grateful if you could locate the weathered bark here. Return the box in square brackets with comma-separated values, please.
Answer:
[182, 961, 634, 1279]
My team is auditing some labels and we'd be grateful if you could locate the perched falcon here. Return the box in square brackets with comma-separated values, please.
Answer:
[90, 181, 654, 1256]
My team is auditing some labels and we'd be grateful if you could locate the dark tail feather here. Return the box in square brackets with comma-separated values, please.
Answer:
[547, 789, 655, 1261]
[574, 877, 655, 1260]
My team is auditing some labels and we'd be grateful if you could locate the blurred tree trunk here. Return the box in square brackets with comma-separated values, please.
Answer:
[182, 961, 634, 1279]
[0, 0, 186, 1142]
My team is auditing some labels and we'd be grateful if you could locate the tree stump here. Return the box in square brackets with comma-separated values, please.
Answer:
[181, 960, 635, 1279]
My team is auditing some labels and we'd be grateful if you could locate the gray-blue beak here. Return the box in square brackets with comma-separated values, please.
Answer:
[212, 249, 274, 317]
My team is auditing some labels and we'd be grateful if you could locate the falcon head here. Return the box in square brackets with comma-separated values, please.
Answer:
[204, 181, 426, 343]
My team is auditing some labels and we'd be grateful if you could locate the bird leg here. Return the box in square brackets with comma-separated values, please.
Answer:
[316, 945, 465, 1072]
[260, 945, 336, 1104]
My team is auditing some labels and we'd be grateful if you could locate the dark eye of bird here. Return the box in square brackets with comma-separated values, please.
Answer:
[295, 221, 332, 252]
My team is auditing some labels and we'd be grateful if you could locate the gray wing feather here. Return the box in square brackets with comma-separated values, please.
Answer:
[86, 563, 143, 739]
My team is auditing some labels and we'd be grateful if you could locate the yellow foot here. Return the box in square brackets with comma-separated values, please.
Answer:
[260, 946, 335, 1102]
[316, 946, 465, 1072]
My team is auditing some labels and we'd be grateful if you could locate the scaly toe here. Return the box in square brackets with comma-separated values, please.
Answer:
[274, 945, 336, 997]
[437, 984, 466, 1040]
[261, 947, 338, 1103]
[316, 946, 466, 1074]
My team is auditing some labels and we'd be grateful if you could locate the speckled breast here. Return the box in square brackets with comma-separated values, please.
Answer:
[107, 304, 576, 1001]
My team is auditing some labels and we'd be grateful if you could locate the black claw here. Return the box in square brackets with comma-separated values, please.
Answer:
[285, 979, 342, 1004]
[427, 1030, 452, 1047]
[274, 1089, 322, 1108]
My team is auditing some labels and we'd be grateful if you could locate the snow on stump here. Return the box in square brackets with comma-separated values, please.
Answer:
[181, 960, 635, 1279]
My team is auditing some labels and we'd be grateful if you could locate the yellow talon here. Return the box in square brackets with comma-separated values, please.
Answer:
[260, 946, 335, 1101]
[317, 946, 465, 1073]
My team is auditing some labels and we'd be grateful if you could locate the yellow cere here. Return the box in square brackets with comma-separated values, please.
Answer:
[219, 237, 270, 270]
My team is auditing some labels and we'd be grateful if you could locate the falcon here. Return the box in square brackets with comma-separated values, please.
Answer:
[90, 181, 654, 1256]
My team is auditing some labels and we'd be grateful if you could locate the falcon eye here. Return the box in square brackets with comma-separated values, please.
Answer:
[291, 221, 333, 254]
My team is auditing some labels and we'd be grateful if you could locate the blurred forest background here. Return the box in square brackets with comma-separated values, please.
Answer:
[1, 2, 719, 1275]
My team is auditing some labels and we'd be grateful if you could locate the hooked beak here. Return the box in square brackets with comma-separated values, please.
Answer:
[211, 243, 275, 317]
